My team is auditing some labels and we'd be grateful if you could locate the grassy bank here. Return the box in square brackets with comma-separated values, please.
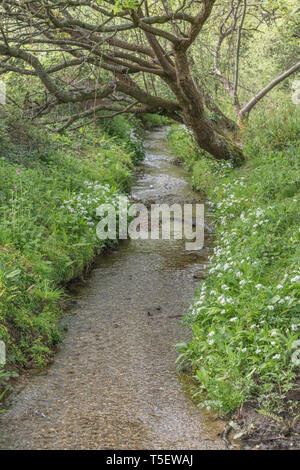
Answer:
[169, 100, 300, 415]
[0, 113, 144, 392]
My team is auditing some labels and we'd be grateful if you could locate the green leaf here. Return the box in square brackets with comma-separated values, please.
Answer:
[271, 295, 281, 304]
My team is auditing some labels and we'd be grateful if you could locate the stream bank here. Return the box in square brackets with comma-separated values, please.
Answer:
[0, 128, 226, 450]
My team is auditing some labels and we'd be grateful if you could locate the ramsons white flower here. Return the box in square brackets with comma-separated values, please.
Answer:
[272, 354, 281, 360]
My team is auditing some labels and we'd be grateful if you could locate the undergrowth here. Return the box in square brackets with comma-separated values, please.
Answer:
[169, 100, 300, 415]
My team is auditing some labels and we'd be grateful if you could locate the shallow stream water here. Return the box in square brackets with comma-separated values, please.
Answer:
[0, 128, 225, 450]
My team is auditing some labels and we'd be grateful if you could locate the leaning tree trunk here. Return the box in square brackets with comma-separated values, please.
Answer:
[172, 48, 245, 165]
[182, 105, 245, 165]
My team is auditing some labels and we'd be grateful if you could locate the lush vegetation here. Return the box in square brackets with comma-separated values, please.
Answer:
[0, 110, 144, 392]
[0, 1, 299, 162]
[0, 0, 299, 425]
[169, 98, 300, 414]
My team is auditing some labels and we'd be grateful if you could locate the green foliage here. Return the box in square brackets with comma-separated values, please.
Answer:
[170, 100, 300, 415]
[0, 114, 136, 373]
[98, 0, 138, 13]
[103, 115, 145, 164]
[168, 126, 216, 193]
[141, 114, 171, 129]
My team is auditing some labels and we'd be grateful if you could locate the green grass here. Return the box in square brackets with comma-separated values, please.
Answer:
[0, 116, 142, 387]
[169, 100, 300, 415]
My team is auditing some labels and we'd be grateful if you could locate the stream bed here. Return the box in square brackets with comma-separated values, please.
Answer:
[0, 128, 225, 450]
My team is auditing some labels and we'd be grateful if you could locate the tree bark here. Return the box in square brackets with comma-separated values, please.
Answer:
[172, 49, 245, 164]
[238, 61, 300, 123]
[0, 0, 245, 164]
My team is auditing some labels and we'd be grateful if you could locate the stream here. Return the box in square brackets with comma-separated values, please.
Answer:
[0, 128, 225, 450]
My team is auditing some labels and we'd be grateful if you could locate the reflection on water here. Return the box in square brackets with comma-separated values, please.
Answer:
[0, 128, 225, 450]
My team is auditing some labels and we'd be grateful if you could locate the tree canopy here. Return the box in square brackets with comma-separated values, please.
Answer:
[0, 0, 299, 161]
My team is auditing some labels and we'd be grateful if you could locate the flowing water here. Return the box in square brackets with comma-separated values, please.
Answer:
[0, 128, 225, 450]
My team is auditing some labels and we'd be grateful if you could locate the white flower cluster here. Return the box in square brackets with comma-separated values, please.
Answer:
[60, 181, 119, 230]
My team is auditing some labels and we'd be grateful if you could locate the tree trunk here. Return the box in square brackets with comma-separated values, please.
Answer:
[172, 48, 245, 165]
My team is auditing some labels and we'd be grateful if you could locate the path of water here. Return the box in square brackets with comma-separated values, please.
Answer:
[0, 129, 225, 450]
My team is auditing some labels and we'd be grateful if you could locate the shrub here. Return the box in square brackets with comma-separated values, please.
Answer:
[0, 115, 136, 372]
[170, 101, 300, 415]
